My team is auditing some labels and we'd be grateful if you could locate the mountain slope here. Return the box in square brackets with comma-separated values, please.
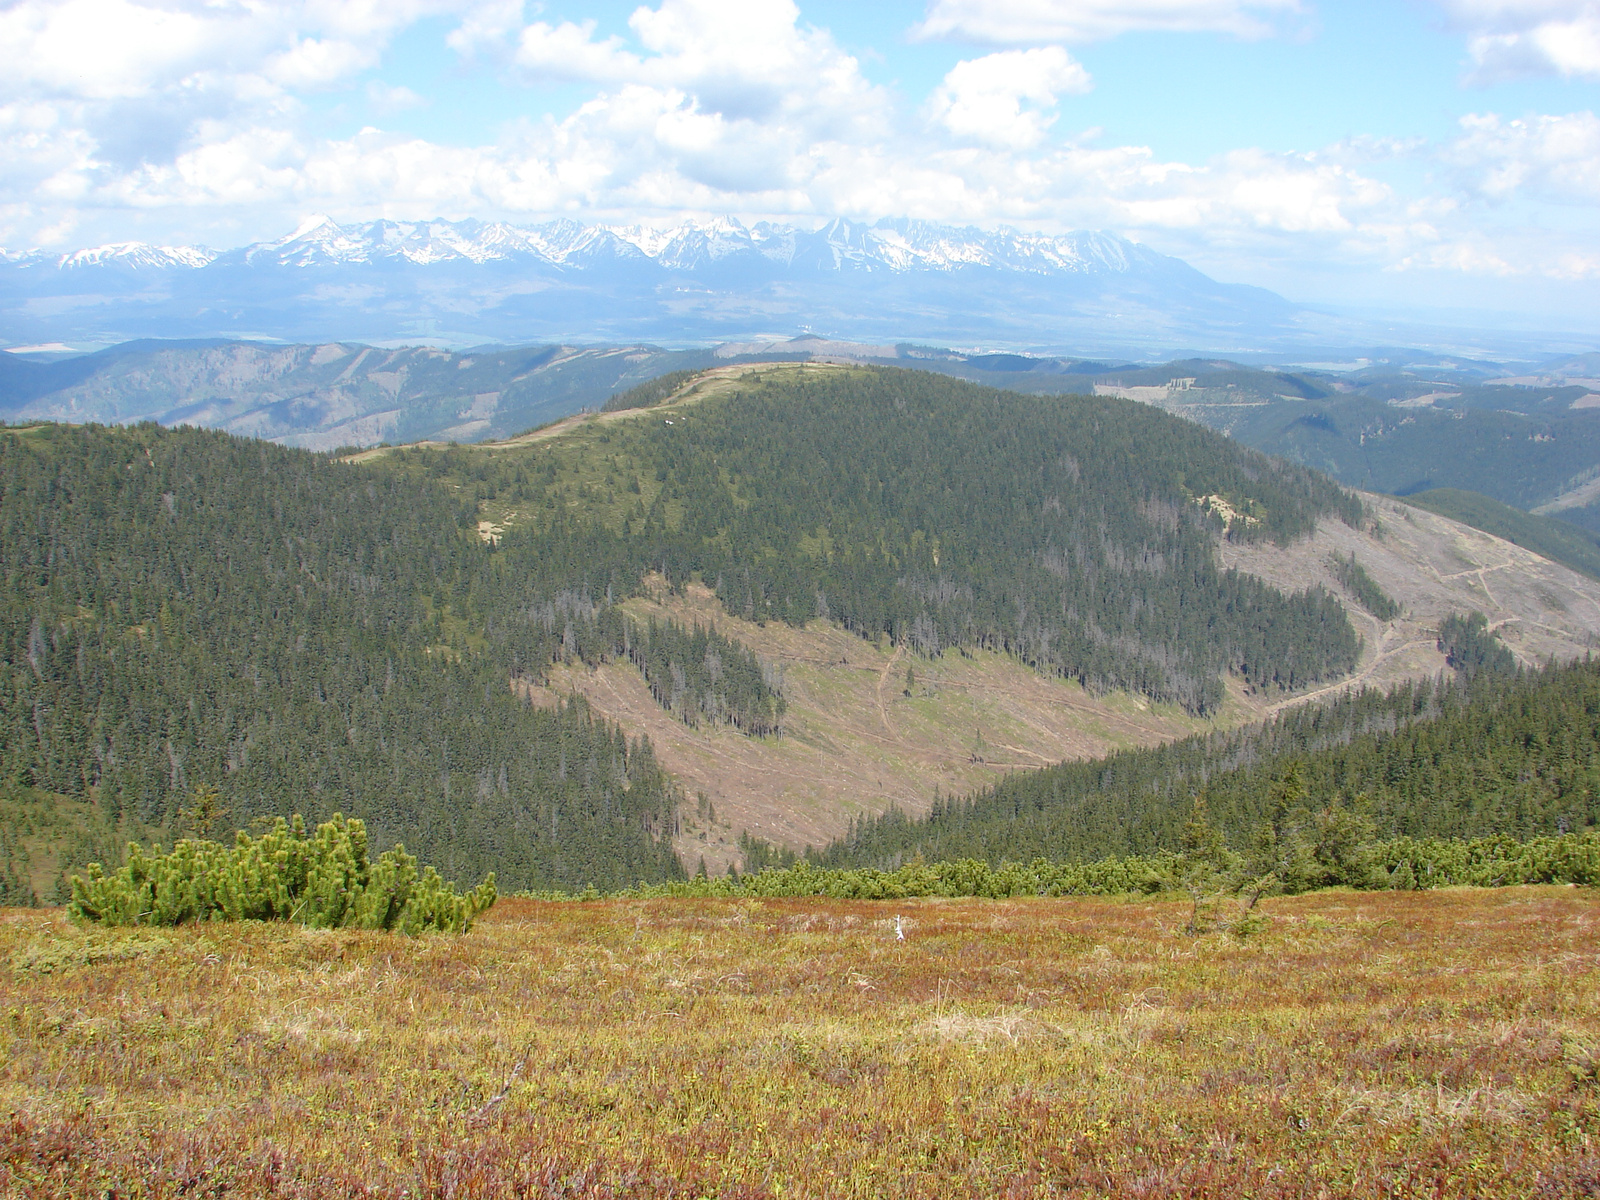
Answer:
[820, 654, 1600, 870]
[14, 362, 1600, 888]
[517, 472, 1600, 867]
[433, 362, 1366, 714]
[0, 217, 1304, 352]
[0, 341, 723, 450]
[0, 422, 687, 895]
[1396, 488, 1600, 581]
[3, 362, 1375, 886]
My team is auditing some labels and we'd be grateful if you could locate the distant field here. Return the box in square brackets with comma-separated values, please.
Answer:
[3, 888, 1597, 1197]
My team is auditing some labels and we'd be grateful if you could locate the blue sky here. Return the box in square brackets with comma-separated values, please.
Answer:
[3, 0, 1599, 321]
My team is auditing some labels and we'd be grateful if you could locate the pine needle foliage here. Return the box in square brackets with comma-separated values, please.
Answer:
[821, 657, 1600, 869]
[1437, 610, 1517, 678]
[1330, 551, 1400, 620]
[69, 814, 496, 933]
[568, 829, 1600, 901]
[0, 422, 687, 893]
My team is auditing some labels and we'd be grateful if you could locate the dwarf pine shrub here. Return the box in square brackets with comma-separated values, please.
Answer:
[571, 829, 1600, 902]
[69, 814, 496, 933]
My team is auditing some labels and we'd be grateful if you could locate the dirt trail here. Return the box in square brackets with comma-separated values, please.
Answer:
[1231, 491, 1600, 714]
[876, 645, 904, 737]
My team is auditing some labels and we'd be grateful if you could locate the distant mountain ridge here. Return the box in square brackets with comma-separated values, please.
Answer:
[0, 216, 1310, 352]
[0, 339, 727, 450]
[7, 216, 1207, 277]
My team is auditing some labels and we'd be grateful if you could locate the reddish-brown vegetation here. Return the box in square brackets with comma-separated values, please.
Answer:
[3, 887, 1597, 1197]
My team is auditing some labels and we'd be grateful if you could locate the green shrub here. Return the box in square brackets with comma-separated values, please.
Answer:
[524, 829, 1600, 902]
[69, 814, 495, 934]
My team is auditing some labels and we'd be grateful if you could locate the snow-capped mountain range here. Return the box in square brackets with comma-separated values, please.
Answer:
[0, 214, 1335, 354]
[11, 215, 1172, 277]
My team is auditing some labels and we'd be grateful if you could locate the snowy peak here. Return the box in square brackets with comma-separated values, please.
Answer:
[21, 217, 1176, 278]
[55, 242, 218, 270]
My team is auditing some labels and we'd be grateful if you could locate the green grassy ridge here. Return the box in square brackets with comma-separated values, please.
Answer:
[1397, 486, 1600, 581]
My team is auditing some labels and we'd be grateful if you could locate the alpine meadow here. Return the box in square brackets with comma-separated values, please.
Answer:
[7, 2, 1600, 1186]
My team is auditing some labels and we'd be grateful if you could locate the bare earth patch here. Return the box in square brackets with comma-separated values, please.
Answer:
[524, 580, 1218, 870]
[1222, 490, 1600, 711]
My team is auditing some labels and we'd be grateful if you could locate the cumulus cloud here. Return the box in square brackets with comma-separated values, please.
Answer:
[1448, 110, 1600, 201]
[912, 0, 1303, 44]
[0, 0, 453, 103]
[0, 0, 1595, 298]
[507, 0, 885, 132]
[1433, 1, 1600, 81]
[0, 0, 473, 243]
[926, 48, 1092, 148]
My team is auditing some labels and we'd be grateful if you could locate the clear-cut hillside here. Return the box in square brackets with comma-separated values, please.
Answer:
[1222, 491, 1600, 702]
[472, 365, 1600, 866]
[524, 487, 1600, 869]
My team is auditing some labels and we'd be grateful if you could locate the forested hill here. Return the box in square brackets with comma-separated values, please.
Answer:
[818, 653, 1600, 870]
[450, 366, 1363, 714]
[0, 422, 686, 895]
[3, 365, 1366, 893]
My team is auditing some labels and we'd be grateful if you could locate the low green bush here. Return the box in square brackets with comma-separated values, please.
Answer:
[528, 828, 1600, 902]
[69, 814, 496, 933]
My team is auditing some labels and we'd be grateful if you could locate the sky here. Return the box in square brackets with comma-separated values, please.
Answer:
[3, 0, 1600, 322]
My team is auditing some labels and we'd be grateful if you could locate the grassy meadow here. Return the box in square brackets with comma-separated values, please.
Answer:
[3, 888, 1599, 1198]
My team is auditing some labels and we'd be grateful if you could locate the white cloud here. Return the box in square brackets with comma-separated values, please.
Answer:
[512, 20, 644, 84]
[1448, 110, 1600, 201]
[0, 0, 477, 242]
[0, 0, 456, 104]
[912, 0, 1303, 44]
[366, 82, 428, 115]
[926, 48, 1092, 148]
[508, 0, 886, 133]
[0, 0, 1595, 304]
[1433, 1, 1600, 80]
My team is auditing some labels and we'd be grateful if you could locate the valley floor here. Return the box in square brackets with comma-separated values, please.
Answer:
[3, 887, 1597, 1198]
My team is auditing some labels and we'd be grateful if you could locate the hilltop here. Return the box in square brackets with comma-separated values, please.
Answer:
[3, 362, 1371, 887]
[7, 360, 1600, 891]
[370, 363, 1600, 867]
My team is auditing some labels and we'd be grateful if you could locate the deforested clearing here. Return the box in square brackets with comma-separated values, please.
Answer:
[3, 887, 1597, 1198]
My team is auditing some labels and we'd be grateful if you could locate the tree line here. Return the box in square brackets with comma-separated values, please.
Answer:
[818, 645, 1595, 870]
